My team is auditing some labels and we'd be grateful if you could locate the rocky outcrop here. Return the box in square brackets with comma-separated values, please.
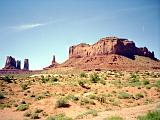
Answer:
[3, 56, 17, 69]
[23, 59, 29, 70]
[43, 55, 59, 70]
[69, 37, 156, 60]
[16, 60, 21, 69]
[2, 56, 29, 70]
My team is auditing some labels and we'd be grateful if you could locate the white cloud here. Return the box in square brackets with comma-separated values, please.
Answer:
[10, 23, 46, 31]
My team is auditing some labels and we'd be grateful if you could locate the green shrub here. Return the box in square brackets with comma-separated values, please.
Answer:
[134, 93, 144, 100]
[46, 114, 73, 120]
[76, 109, 98, 119]
[137, 110, 160, 120]
[23, 110, 31, 117]
[118, 92, 132, 99]
[50, 76, 58, 82]
[35, 95, 45, 100]
[155, 80, 160, 87]
[80, 97, 90, 105]
[143, 80, 150, 85]
[16, 104, 29, 111]
[0, 91, 5, 99]
[34, 108, 43, 113]
[41, 75, 49, 83]
[31, 113, 39, 119]
[2, 75, 13, 83]
[80, 72, 87, 78]
[106, 116, 123, 120]
[87, 94, 97, 99]
[90, 74, 100, 83]
[0, 104, 6, 109]
[66, 94, 79, 101]
[55, 98, 69, 108]
[21, 83, 28, 90]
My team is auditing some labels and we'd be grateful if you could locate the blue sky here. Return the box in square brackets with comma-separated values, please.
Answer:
[0, 0, 160, 70]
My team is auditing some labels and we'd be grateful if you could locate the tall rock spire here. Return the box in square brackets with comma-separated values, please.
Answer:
[23, 59, 29, 70]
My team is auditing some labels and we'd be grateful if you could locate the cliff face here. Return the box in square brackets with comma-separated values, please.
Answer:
[69, 37, 155, 60]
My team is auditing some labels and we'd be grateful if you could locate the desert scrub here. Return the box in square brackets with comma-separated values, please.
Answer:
[137, 110, 160, 120]
[31, 113, 39, 119]
[97, 94, 107, 104]
[90, 73, 100, 83]
[134, 93, 144, 100]
[80, 97, 95, 105]
[155, 80, 160, 88]
[0, 91, 5, 99]
[50, 76, 58, 82]
[118, 92, 132, 99]
[75, 109, 98, 119]
[41, 75, 49, 83]
[16, 103, 29, 111]
[55, 97, 69, 108]
[46, 113, 73, 120]
[80, 72, 87, 78]
[105, 116, 123, 120]
[24, 110, 32, 117]
[21, 83, 29, 90]
[2, 75, 13, 83]
[34, 108, 43, 113]
[143, 79, 150, 85]
[66, 94, 79, 101]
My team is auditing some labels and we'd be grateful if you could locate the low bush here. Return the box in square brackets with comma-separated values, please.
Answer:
[106, 116, 123, 120]
[55, 98, 69, 108]
[21, 83, 29, 90]
[46, 113, 73, 120]
[143, 80, 150, 85]
[76, 109, 98, 119]
[16, 103, 29, 111]
[80, 72, 87, 78]
[90, 73, 100, 83]
[23, 110, 31, 117]
[134, 93, 144, 100]
[0, 91, 5, 99]
[118, 92, 132, 99]
[31, 113, 39, 119]
[137, 110, 160, 120]
[34, 108, 43, 113]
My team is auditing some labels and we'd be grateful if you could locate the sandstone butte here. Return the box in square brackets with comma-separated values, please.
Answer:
[45, 36, 160, 71]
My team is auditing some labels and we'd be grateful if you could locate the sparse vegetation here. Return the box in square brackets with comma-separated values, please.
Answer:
[118, 92, 132, 99]
[143, 79, 150, 85]
[80, 72, 87, 78]
[0, 91, 5, 99]
[55, 97, 69, 108]
[24, 110, 32, 117]
[16, 103, 29, 111]
[46, 114, 73, 120]
[137, 110, 160, 120]
[106, 116, 123, 120]
[75, 109, 98, 119]
[90, 73, 100, 83]
[0, 70, 160, 120]
[134, 93, 144, 100]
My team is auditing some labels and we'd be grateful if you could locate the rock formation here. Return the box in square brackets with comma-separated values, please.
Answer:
[23, 59, 29, 70]
[16, 60, 21, 69]
[3, 56, 17, 69]
[43, 55, 59, 70]
[69, 37, 156, 60]
[3, 56, 29, 70]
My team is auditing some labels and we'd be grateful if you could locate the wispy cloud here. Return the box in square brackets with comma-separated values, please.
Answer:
[10, 23, 47, 31]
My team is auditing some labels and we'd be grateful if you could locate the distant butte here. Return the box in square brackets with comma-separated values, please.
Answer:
[45, 36, 160, 71]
